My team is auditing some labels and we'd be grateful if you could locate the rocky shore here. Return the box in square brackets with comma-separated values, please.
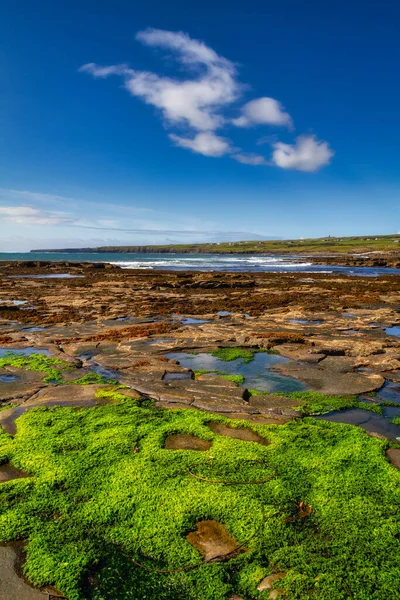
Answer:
[1, 261, 400, 600]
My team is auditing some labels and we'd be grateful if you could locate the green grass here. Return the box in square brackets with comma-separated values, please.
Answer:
[391, 417, 400, 426]
[1, 390, 400, 600]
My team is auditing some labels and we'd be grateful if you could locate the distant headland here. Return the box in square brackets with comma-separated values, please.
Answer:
[31, 233, 400, 256]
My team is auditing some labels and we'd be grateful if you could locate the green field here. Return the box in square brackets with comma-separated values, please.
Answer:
[32, 234, 400, 255]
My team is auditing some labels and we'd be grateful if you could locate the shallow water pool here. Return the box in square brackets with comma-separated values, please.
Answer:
[386, 326, 400, 337]
[0, 347, 51, 358]
[164, 350, 307, 393]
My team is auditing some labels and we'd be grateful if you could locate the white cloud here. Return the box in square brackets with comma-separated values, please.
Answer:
[233, 97, 292, 128]
[169, 132, 232, 157]
[81, 28, 241, 132]
[271, 135, 334, 172]
[80, 28, 333, 172]
[232, 153, 268, 166]
[0, 206, 75, 225]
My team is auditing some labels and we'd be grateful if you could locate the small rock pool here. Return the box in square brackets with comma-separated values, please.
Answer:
[164, 351, 307, 393]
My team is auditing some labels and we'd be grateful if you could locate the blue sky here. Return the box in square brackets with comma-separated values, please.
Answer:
[1, 0, 399, 250]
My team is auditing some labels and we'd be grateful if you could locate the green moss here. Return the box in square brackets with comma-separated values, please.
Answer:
[0, 352, 69, 384]
[0, 352, 117, 386]
[0, 400, 399, 600]
[391, 417, 400, 426]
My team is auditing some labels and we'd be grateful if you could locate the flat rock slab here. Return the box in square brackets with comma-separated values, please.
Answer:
[0, 384, 116, 435]
[0, 368, 45, 403]
[164, 433, 212, 451]
[207, 421, 269, 446]
[275, 363, 384, 395]
[387, 448, 400, 469]
[249, 394, 303, 414]
[224, 413, 292, 425]
[186, 520, 244, 562]
[122, 377, 250, 414]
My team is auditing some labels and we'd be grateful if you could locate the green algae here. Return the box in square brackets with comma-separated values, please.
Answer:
[246, 390, 384, 416]
[194, 370, 245, 386]
[68, 373, 118, 386]
[210, 347, 258, 363]
[0, 392, 400, 600]
[0, 352, 117, 386]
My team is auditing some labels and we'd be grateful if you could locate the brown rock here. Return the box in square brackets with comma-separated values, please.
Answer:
[387, 448, 400, 469]
[257, 573, 286, 592]
[186, 520, 244, 562]
[164, 434, 211, 451]
[207, 421, 269, 446]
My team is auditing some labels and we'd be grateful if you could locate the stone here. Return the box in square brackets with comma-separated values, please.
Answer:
[186, 520, 244, 562]
[0, 463, 30, 482]
[164, 434, 212, 451]
[387, 448, 400, 469]
[0, 368, 45, 403]
[207, 421, 269, 446]
[257, 573, 286, 592]
[0, 544, 64, 600]
[274, 362, 384, 395]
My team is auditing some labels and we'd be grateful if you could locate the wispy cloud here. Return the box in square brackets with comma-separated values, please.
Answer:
[80, 27, 333, 172]
[232, 153, 268, 166]
[0, 189, 75, 203]
[0, 206, 76, 226]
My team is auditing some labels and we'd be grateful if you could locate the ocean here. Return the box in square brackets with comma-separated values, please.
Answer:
[0, 252, 400, 276]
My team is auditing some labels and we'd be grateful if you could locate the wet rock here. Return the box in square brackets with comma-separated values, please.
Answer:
[0, 369, 45, 403]
[248, 394, 303, 415]
[0, 384, 116, 435]
[274, 362, 384, 395]
[257, 573, 286, 592]
[0, 544, 64, 600]
[164, 434, 212, 451]
[224, 413, 292, 425]
[207, 421, 269, 445]
[186, 520, 244, 561]
[0, 463, 30, 482]
[369, 431, 389, 440]
[387, 448, 400, 469]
